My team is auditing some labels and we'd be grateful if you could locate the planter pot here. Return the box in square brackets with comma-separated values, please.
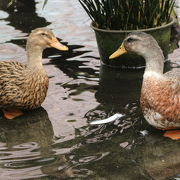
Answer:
[91, 18, 175, 69]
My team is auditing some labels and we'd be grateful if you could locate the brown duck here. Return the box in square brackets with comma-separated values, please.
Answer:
[0, 27, 68, 119]
[109, 32, 180, 140]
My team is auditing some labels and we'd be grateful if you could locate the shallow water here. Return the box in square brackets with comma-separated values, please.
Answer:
[0, 0, 180, 179]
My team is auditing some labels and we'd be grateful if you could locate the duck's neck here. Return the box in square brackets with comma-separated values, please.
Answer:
[26, 44, 44, 69]
[143, 48, 164, 78]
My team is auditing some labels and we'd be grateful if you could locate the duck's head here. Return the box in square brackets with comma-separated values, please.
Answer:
[109, 32, 162, 59]
[27, 27, 68, 51]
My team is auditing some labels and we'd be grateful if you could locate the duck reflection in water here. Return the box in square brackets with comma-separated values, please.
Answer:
[140, 135, 180, 179]
[0, 107, 53, 152]
[0, 107, 54, 179]
[0, 107, 91, 179]
[89, 64, 143, 126]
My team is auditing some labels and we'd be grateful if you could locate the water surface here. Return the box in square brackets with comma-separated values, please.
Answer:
[0, 0, 180, 179]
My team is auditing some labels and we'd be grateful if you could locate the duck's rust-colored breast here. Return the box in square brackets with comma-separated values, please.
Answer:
[140, 76, 180, 129]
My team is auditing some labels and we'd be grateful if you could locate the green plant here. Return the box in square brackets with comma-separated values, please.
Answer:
[8, 0, 16, 7]
[79, 0, 175, 30]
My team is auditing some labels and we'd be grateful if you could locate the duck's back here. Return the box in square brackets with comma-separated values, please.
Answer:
[165, 68, 180, 83]
[164, 68, 180, 103]
[0, 61, 49, 109]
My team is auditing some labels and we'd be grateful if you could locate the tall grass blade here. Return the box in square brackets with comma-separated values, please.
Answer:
[78, 0, 175, 30]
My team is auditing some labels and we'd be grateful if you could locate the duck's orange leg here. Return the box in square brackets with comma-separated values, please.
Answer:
[163, 130, 180, 140]
[2, 108, 23, 119]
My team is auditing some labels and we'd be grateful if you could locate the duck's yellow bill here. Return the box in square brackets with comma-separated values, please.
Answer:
[50, 37, 68, 51]
[109, 43, 127, 59]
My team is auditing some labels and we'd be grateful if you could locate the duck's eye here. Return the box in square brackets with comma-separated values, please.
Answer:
[41, 33, 46, 36]
[127, 38, 135, 43]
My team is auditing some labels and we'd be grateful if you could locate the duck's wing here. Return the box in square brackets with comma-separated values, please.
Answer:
[164, 68, 180, 92]
[0, 61, 25, 72]
[165, 68, 180, 81]
[0, 61, 26, 85]
[0, 61, 26, 107]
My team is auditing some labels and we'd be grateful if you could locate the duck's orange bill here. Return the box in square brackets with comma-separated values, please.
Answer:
[164, 130, 180, 140]
[109, 43, 127, 59]
[50, 37, 68, 51]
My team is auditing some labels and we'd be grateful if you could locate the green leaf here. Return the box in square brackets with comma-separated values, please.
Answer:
[43, 0, 48, 9]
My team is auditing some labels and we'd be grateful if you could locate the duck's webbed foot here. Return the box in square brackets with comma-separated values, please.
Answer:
[3, 108, 23, 119]
[164, 130, 180, 140]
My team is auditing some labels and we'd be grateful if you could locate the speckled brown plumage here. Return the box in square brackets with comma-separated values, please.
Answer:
[0, 61, 48, 109]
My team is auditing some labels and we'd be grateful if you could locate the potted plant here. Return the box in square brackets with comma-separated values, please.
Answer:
[79, 0, 175, 68]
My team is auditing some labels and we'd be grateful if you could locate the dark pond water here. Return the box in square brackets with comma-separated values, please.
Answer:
[0, 0, 180, 179]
